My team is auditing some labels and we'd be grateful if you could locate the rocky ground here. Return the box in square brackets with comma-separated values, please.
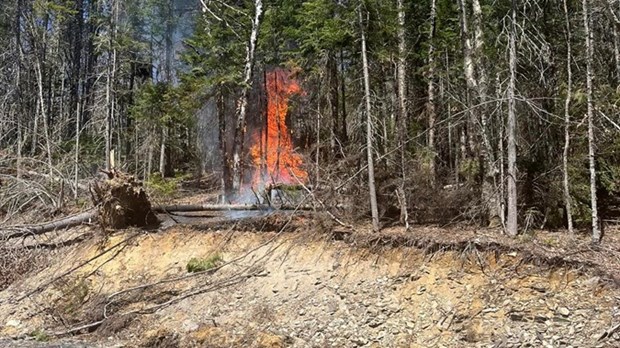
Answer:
[0, 210, 619, 347]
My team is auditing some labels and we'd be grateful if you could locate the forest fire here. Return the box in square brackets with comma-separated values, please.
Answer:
[248, 69, 307, 189]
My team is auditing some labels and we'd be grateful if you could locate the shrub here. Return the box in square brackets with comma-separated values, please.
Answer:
[186, 254, 223, 273]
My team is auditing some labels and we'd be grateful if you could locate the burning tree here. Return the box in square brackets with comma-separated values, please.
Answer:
[249, 69, 308, 189]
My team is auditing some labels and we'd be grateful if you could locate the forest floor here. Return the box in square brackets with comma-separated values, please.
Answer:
[1, 189, 620, 347]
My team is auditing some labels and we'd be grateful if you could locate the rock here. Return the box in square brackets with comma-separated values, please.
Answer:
[584, 276, 601, 286]
[388, 304, 401, 313]
[298, 309, 306, 316]
[182, 320, 199, 332]
[354, 337, 369, 346]
[557, 307, 570, 317]
[5, 319, 20, 327]
[368, 318, 385, 328]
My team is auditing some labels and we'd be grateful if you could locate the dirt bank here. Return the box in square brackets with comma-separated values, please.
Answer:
[0, 220, 619, 347]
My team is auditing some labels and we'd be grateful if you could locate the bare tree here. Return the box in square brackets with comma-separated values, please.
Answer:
[506, 0, 518, 236]
[582, 0, 600, 243]
[230, 0, 263, 193]
[427, 0, 437, 187]
[397, 0, 409, 229]
[105, 0, 119, 171]
[360, 6, 379, 232]
[458, 0, 477, 155]
[562, 0, 574, 234]
[473, 0, 502, 226]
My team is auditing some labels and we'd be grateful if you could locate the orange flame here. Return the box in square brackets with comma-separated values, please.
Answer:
[249, 69, 307, 187]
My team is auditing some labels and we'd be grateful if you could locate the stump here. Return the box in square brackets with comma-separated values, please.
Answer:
[91, 170, 159, 229]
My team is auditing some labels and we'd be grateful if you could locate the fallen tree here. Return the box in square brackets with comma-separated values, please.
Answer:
[91, 170, 159, 229]
[153, 203, 314, 213]
[0, 170, 323, 240]
[0, 210, 97, 239]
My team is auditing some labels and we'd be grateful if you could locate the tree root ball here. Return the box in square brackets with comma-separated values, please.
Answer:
[91, 170, 159, 229]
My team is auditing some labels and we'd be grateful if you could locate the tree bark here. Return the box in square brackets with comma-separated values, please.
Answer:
[397, 0, 409, 229]
[583, 0, 600, 243]
[105, 0, 118, 171]
[159, 126, 167, 177]
[458, 0, 477, 156]
[1, 210, 97, 240]
[506, 0, 518, 236]
[562, 0, 574, 234]
[472, 0, 501, 226]
[34, 58, 53, 179]
[231, 0, 263, 193]
[360, 8, 380, 232]
[328, 52, 340, 155]
[427, 0, 437, 186]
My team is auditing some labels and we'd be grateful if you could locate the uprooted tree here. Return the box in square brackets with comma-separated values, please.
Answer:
[90, 170, 160, 229]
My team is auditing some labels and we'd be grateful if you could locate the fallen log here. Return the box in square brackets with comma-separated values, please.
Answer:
[0, 204, 314, 240]
[0, 209, 97, 240]
[153, 204, 315, 212]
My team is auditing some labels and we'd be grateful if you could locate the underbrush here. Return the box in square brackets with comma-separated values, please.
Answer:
[145, 172, 193, 201]
[186, 254, 223, 273]
[0, 247, 47, 291]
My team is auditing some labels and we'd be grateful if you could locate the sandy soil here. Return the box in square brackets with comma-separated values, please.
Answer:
[0, 216, 619, 347]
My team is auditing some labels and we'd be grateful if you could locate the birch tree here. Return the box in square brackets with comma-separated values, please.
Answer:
[427, 0, 437, 186]
[231, 0, 263, 193]
[506, 0, 518, 236]
[582, 0, 600, 243]
[562, 0, 574, 234]
[397, 0, 409, 228]
[360, 5, 379, 231]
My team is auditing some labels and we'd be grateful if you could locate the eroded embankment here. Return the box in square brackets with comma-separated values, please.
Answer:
[0, 220, 618, 348]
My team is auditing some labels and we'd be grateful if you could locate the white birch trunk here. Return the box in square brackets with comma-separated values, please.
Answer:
[427, 0, 437, 187]
[159, 127, 167, 177]
[360, 8, 380, 232]
[458, 0, 477, 155]
[397, 0, 409, 229]
[231, 0, 263, 192]
[35, 59, 53, 178]
[562, 0, 574, 234]
[506, 0, 518, 236]
[74, 99, 81, 199]
[583, 0, 600, 243]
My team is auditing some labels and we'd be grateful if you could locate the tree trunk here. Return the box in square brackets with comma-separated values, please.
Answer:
[458, 0, 477, 156]
[472, 0, 501, 226]
[1, 210, 97, 240]
[74, 99, 81, 199]
[360, 8, 380, 232]
[231, 0, 263, 193]
[583, 0, 600, 243]
[614, 1, 620, 85]
[328, 52, 340, 155]
[427, 0, 437, 186]
[340, 49, 348, 144]
[105, 0, 118, 171]
[497, 73, 506, 226]
[34, 59, 53, 179]
[397, 0, 409, 229]
[562, 0, 574, 234]
[506, 0, 518, 236]
[159, 126, 167, 177]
